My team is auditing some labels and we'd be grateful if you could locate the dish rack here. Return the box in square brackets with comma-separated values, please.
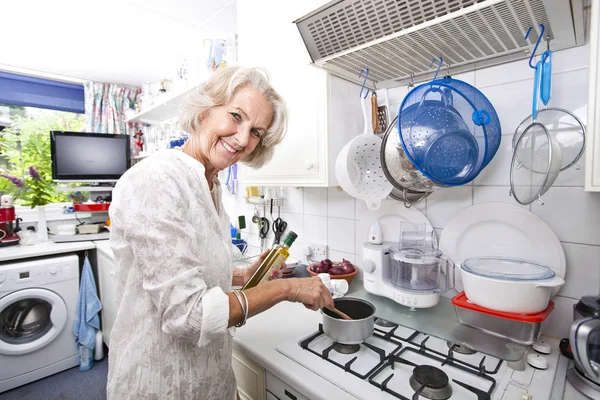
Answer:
[233, 243, 262, 269]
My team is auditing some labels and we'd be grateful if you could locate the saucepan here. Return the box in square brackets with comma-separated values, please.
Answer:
[321, 298, 375, 344]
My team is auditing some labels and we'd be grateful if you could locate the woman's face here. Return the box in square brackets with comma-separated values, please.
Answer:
[197, 86, 273, 171]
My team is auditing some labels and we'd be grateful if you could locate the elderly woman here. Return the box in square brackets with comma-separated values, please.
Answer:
[107, 67, 334, 399]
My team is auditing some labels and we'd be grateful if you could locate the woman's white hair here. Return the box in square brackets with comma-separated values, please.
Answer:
[179, 66, 288, 168]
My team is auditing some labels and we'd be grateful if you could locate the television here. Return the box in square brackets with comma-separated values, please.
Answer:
[50, 131, 130, 182]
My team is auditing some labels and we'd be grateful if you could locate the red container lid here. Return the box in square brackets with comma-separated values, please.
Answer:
[452, 292, 554, 323]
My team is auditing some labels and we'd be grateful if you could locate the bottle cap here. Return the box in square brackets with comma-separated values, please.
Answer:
[283, 231, 298, 247]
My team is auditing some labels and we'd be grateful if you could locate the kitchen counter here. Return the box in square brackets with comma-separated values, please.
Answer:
[0, 240, 96, 262]
[233, 300, 359, 400]
[93, 239, 113, 259]
[233, 281, 585, 400]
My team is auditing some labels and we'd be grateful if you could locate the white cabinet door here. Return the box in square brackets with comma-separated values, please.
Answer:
[237, 0, 349, 187]
[232, 348, 267, 400]
[586, 0, 600, 191]
[96, 251, 117, 347]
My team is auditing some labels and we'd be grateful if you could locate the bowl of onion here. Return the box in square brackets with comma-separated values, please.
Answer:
[307, 259, 359, 285]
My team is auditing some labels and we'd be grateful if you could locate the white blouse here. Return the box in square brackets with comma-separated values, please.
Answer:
[107, 149, 236, 400]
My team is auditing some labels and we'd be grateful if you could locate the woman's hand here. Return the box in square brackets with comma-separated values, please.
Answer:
[232, 249, 270, 287]
[285, 277, 334, 311]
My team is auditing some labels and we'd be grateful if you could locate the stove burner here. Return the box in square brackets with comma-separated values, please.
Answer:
[409, 365, 452, 400]
[333, 343, 360, 354]
[375, 318, 398, 328]
[447, 341, 477, 355]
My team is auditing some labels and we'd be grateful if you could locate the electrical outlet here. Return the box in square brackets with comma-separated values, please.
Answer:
[309, 243, 328, 260]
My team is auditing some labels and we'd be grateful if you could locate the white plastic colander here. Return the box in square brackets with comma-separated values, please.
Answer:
[335, 96, 392, 211]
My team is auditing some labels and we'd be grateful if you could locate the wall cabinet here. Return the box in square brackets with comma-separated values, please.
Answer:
[586, 0, 600, 192]
[237, 0, 361, 187]
[96, 250, 117, 346]
[232, 348, 266, 400]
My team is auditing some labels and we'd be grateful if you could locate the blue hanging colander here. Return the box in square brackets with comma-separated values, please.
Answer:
[398, 78, 501, 186]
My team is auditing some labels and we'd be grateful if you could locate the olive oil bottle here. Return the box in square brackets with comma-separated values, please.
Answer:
[242, 231, 298, 289]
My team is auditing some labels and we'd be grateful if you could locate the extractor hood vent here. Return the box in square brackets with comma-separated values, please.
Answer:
[295, 0, 585, 88]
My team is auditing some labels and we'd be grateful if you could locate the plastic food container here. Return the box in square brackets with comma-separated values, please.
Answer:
[452, 292, 554, 345]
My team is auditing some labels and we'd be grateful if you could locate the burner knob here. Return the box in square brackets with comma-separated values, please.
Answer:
[358, 259, 375, 273]
[526, 353, 548, 370]
[532, 340, 551, 354]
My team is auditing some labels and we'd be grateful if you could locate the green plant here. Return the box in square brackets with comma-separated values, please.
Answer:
[1, 166, 54, 208]
[0, 108, 85, 204]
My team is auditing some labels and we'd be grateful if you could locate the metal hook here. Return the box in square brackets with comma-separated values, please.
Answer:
[429, 57, 443, 80]
[444, 62, 451, 78]
[524, 24, 545, 69]
[359, 68, 370, 99]
[408, 72, 415, 88]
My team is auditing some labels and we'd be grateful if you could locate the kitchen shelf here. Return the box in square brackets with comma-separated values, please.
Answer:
[126, 82, 203, 125]
[56, 186, 114, 192]
[348, 286, 527, 361]
[294, 0, 585, 88]
[51, 231, 110, 243]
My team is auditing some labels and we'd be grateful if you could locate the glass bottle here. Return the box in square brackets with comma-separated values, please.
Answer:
[242, 231, 298, 290]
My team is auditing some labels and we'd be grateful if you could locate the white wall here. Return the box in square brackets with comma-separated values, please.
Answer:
[223, 42, 599, 340]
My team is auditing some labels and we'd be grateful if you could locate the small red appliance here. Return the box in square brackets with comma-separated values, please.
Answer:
[0, 206, 21, 246]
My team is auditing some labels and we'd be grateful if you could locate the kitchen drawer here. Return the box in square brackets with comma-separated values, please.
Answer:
[232, 348, 266, 400]
[265, 371, 309, 400]
[266, 392, 278, 400]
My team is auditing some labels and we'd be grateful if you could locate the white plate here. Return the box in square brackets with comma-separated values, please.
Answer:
[356, 199, 433, 254]
[439, 203, 566, 296]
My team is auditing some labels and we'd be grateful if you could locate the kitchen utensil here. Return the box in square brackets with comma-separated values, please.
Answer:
[271, 200, 287, 245]
[371, 92, 379, 133]
[398, 77, 501, 186]
[388, 187, 431, 208]
[460, 257, 564, 314]
[334, 69, 393, 210]
[452, 292, 554, 345]
[513, 107, 586, 171]
[368, 219, 382, 244]
[370, 92, 387, 133]
[258, 217, 269, 251]
[439, 203, 566, 296]
[510, 122, 562, 206]
[321, 298, 375, 344]
[325, 306, 352, 320]
[381, 117, 439, 193]
[570, 316, 600, 398]
[575, 295, 600, 321]
[540, 47, 552, 106]
[251, 207, 259, 224]
[398, 221, 437, 253]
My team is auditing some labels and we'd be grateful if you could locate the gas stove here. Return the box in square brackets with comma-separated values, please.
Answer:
[276, 318, 561, 399]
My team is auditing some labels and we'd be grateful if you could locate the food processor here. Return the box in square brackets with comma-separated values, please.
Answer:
[360, 222, 455, 310]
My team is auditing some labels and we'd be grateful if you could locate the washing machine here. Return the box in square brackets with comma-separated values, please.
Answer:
[0, 254, 79, 393]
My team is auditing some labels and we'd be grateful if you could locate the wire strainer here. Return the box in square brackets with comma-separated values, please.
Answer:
[335, 95, 392, 211]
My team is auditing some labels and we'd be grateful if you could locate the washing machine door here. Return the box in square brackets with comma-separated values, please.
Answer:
[0, 288, 67, 355]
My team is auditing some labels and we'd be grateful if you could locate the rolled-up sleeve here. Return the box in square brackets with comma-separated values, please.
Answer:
[110, 162, 229, 347]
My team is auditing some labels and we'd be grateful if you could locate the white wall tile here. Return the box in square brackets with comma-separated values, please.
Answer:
[478, 81, 533, 135]
[304, 187, 328, 216]
[328, 250, 355, 264]
[559, 243, 600, 300]
[303, 215, 327, 245]
[328, 217, 355, 254]
[547, 43, 590, 75]
[327, 187, 355, 219]
[475, 59, 533, 88]
[473, 186, 529, 209]
[543, 295, 578, 339]
[426, 186, 473, 229]
[282, 187, 304, 215]
[474, 137, 512, 186]
[531, 187, 600, 246]
[281, 212, 304, 244]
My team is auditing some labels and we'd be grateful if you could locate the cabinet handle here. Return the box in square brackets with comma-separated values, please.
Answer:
[109, 271, 115, 277]
[284, 389, 297, 400]
[304, 160, 314, 170]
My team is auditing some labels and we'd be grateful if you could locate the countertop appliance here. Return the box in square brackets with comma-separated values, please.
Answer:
[0, 255, 79, 392]
[277, 315, 562, 399]
[361, 239, 454, 310]
[568, 294, 600, 399]
[0, 205, 20, 247]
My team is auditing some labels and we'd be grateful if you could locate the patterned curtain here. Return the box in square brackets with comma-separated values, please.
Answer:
[84, 82, 140, 135]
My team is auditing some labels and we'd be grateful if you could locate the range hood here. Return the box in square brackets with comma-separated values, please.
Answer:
[294, 0, 586, 88]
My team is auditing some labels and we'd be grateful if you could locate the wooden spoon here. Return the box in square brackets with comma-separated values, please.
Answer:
[325, 306, 352, 320]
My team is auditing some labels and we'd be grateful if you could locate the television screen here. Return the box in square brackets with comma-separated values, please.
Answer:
[50, 131, 130, 182]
